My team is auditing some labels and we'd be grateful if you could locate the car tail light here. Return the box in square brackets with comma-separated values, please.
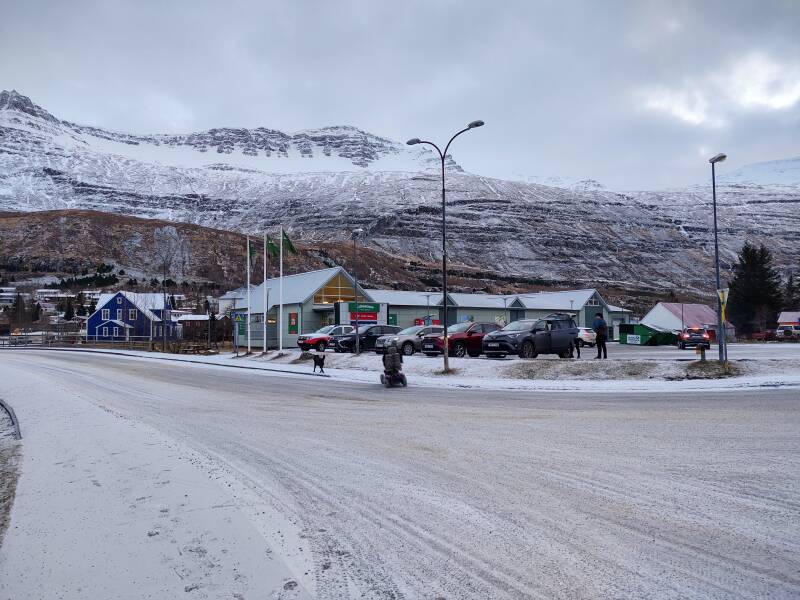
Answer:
[682, 333, 689, 338]
[702, 333, 709, 339]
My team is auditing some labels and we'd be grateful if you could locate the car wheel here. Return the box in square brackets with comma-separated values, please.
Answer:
[559, 351, 570, 359]
[452, 342, 467, 357]
[467, 350, 480, 358]
[679, 342, 685, 349]
[519, 340, 537, 359]
[401, 342, 414, 356]
[315, 341, 326, 352]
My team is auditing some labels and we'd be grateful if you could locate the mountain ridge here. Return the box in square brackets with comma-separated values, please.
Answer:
[1, 90, 798, 294]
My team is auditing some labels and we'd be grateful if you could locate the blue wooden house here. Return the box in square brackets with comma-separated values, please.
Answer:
[87, 292, 176, 342]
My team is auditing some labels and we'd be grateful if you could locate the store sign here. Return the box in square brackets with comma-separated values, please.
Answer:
[288, 312, 298, 334]
[237, 321, 246, 335]
[348, 302, 380, 313]
[351, 312, 377, 321]
[627, 334, 641, 345]
[388, 314, 397, 325]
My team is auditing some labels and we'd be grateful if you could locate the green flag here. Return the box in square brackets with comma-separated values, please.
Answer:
[282, 230, 298, 255]
[266, 235, 280, 258]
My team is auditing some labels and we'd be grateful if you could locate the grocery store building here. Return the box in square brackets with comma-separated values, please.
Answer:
[226, 267, 635, 349]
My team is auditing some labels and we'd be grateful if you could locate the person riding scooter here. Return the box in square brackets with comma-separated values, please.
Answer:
[381, 345, 407, 387]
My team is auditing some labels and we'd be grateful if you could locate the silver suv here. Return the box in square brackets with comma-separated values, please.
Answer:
[375, 325, 445, 356]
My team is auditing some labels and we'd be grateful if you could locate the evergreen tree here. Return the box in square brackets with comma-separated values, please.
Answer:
[785, 274, 799, 309]
[77, 304, 87, 317]
[63, 298, 75, 321]
[31, 302, 42, 323]
[727, 242, 783, 335]
[10, 293, 26, 328]
[89, 300, 97, 315]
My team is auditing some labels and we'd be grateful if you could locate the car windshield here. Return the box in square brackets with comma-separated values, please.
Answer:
[447, 322, 473, 333]
[357, 325, 373, 334]
[398, 326, 424, 335]
[686, 328, 704, 334]
[502, 320, 532, 332]
[315, 325, 335, 334]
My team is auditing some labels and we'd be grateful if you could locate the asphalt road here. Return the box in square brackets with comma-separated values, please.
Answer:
[2, 350, 799, 599]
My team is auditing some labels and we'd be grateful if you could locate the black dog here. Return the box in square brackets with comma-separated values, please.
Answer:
[312, 354, 325, 373]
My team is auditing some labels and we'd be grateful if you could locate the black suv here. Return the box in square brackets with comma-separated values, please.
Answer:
[333, 324, 403, 353]
[678, 327, 710, 350]
[482, 314, 578, 358]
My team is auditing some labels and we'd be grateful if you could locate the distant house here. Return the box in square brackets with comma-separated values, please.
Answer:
[86, 292, 176, 342]
[641, 302, 735, 341]
[778, 311, 800, 325]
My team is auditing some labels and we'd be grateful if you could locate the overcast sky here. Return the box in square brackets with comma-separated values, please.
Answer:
[2, 0, 799, 189]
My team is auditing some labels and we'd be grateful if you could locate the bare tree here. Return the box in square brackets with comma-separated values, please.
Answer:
[152, 226, 191, 351]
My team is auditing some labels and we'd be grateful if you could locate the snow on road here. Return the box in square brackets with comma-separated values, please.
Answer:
[0, 354, 311, 600]
[1, 350, 800, 599]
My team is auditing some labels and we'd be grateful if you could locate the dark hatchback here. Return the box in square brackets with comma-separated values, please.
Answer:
[333, 324, 403, 352]
[482, 314, 578, 358]
[678, 327, 711, 350]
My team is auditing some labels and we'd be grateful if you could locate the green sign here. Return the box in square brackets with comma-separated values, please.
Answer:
[237, 321, 246, 335]
[348, 302, 380, 312]
[387, 313, 397, 325]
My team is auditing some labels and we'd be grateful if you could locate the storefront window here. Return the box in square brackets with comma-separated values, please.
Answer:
[313, 273, 362, 304]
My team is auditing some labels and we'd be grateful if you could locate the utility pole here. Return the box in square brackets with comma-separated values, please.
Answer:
[709, 153, 727, 363]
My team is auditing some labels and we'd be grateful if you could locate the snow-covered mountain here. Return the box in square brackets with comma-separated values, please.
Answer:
[1, 89, 798, 293]
[719, 156, 800, 186]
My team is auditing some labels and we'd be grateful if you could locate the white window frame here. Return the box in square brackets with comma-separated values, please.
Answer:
[101, 309, 110, 320]
[113, 326, 119, 337]
[129, 308, 137, 321]
[102, 326, 108, 337]
[116, 308, 123, 320]
[116, 296, 122, 304]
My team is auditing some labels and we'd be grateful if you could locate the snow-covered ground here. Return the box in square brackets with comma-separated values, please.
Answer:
[21, 342, 800, 393]
[0, 358, 311, 599]
[1, 350, 798, 599]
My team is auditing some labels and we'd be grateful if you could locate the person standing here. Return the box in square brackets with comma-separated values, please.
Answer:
[593, 312, 608, 359]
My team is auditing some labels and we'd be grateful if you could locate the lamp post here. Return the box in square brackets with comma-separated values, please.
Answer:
[709, 152, 727, 363]
[351, 227, 364, 355]
[489, 296, 513, 326]
[407, 120, 484, 372]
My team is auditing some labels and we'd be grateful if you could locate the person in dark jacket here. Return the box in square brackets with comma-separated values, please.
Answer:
[592, 312, 608, 359]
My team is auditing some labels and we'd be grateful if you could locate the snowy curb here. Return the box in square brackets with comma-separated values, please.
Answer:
[0, 346, 331, 380]
[0, 398, 21, 440]
[5, 347, 800, 394]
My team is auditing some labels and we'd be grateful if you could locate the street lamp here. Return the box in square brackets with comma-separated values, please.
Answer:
[351, 227, 364, 355]
[709, 152, 727, 363]
[407, 120, 484, 372]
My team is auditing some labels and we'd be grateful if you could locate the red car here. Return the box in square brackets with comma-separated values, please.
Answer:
[297, 325, 354, 351]
[421, 321, 501, 358]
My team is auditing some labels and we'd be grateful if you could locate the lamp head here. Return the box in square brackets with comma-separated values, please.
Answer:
[406, 138, 421, 145]
[709, 153, 727, 164]
[468, 120, 485, 129]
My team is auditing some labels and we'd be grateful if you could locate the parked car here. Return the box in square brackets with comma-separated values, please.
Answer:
[576, 327, 597, 347]
[751, 329, 776, 342]
[333, 324, 403, 352]
[374, 325, 444, 355]
[776, 325, 800, 339]
[678, 327, 711, 349]
[296, 325, 353, 352]
[421, 321, 501, 358]
[483, 314, 578, 358]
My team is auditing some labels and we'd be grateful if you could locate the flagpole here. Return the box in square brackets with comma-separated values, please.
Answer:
[262, 232, 267, 354]
[246, 235, 251, 354]
[279, 225, 284, 353]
